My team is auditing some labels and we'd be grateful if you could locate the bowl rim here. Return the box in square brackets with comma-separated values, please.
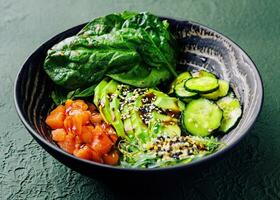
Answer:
[14, 17, 264, 172]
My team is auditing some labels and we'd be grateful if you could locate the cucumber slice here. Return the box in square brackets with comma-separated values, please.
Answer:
[192, 70, 216, 78]
[185, 77, 219, 93]
[175, 81, 198, 98]
[182, 98, 222, 136]
[181, 98, 195, 103]
[217, 96, 242, 133]
[168, 72, 192, 94]
[201, 80, 229, 100]
[175, 71, 192, 83]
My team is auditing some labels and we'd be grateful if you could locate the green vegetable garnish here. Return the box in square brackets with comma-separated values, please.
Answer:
[44, 11, 177, 92]
[119, 135, 222, 168]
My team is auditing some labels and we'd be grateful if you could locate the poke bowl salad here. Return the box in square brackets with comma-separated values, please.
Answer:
[43, 11, 242, 169]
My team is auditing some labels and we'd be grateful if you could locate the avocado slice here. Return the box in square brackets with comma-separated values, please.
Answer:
[148, 89, 169, 98]
[123, 116, 134, 135]
[94, 79, 127, 138]
[148, 89, 184, 113]
[120, 91, 137, 136]
[129, 95, 149, 142]
[109, 89, 126, 138]
[149, 112, 181, 138]
[97, 80, 118, 124]
[153, 96, 182, 113]
[94, 79, 108, 106]
[152, 112, 178, 123]
[94, 81, 184, 142]
[116, 88, 148, 140]
[161, 124, 181, 137]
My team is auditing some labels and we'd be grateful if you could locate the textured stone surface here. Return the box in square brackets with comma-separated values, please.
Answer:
[0, 0, 279, 199]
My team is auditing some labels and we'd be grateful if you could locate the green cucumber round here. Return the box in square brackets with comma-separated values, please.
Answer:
[202, 80, 229, 100]
[168, 72, 192, 94]
[182, 98, 222, 136]
[175, 81, 198, 98]
[185, 76, 219, 93]
[181, 97, 197, 103]
[217, 96, 242, 133]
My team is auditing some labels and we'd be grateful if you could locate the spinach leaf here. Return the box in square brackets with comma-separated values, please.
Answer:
[78, 11, 137, 36]
[107, 64, 170, 87]
[44, 33, 140, 89]
[121, 13, 177, 75]
[44, 11, 177, 91]
[51, 86, 69, 105]
[78, 14, 124, 36]
[51, 84, 97, 105]
[68, 84, 97, 98]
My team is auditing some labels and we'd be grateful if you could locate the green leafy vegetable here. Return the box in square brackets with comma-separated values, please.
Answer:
[67, 84, 97, 98]
[51, 86, 69, 105]
[44, 11, 177, 90]
[119, 135, 222, 168]
[107, 64, 170, 87]
[51, 84, 96, 105]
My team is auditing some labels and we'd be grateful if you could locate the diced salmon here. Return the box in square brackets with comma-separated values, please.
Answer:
[81, 126, 94, 143]
[81, 111, 91, 125]
[72, 99, 88, 111]
[90, 113, 103, 124]
[91, 133, 113, 155]
[103, 150, 119, 165]
[87, 103, 96, 113]
[92, 124, 104, 137]
[64, 116, 73, 134]
[73, 145, 92, 160]
[72, 113, 83, 135]
[47, 99, 119, 165]
[46, 112, 65, 129]
[75, 135, 82, 146]
[109, 134, 118, 143]
[65, 99, 74, 113]
[58, 134, 75, 154]
[106, 125, 116, 135]
[69, 110, 91, 123]
[50, 105, 66, 115]
[91, 149, 103, 163]
[51, 128, 66, 142]
[105, 125, 117, 143]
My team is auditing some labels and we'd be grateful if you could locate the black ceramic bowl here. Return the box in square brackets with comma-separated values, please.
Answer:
[14, 17, 263, 178]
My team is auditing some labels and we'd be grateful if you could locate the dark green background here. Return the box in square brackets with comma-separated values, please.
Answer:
[1, 0, 279, 199]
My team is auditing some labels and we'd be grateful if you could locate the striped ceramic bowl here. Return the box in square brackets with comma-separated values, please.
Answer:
[14, 17, 263, 178]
